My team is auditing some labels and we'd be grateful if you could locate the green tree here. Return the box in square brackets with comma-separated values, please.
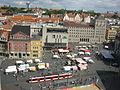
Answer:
[112, 15, 119, 19]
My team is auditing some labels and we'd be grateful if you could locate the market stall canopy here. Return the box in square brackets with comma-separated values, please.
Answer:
[78, 64, 88, 70]
[83, 50, 91, 52]
[58, 49, 69, 53]
[72, 66, 78, 70]
[63, 66, 72, 71]
[74, 58, 86, 63]
[83, 57, 91, 61]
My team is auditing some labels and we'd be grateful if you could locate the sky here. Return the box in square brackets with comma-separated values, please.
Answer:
[0, 0, 120, 13]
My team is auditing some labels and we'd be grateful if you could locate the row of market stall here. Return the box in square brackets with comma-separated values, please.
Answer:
[5, 59, 49, 74]
[63, 57, 95, 71]
[63, 45, 95, 71]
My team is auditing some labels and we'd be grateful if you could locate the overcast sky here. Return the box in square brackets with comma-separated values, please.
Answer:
[0, 0, 120, 13]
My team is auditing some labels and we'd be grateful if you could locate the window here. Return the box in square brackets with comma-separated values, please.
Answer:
[33, 54, 38, 57]
[11, 53, 13, 56]
[33, 51, 38, 53]
[15, 53, 17, 56]
[23, 54, 25, 56]
[52, 35, 55, 38]
[59, 35, 61, 38]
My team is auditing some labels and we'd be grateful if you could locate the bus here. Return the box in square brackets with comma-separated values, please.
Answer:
[28, 73, 73, 83]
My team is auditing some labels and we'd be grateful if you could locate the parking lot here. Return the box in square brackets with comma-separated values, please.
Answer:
[0, 43, 120, 90]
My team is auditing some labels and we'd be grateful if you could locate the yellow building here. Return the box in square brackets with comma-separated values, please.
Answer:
[106, 29, 117, 40]
[30, 36, 42, 59]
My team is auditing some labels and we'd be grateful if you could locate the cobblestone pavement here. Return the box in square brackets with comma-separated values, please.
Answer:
[0, 43, 120, 90]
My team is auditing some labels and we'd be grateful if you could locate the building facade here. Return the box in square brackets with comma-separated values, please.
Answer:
[8, 25, 31, 59]
[42, 24, 68, 50]
[0, 31, 9, 57]
[64, 16, 107, 43]
[63, 13, 91, 23]
[106, 29, 117, 40]
[30, 35, 42, 59]
[30, 24, 42, 37]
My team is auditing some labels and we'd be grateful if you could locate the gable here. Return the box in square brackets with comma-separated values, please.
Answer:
[11, 25, 30, 36]
[0, 32, 7, 41]
[1, 32, 6, 38]
[12, 31, 29, 39]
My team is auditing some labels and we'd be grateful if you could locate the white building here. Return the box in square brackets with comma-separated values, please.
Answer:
[64, 16, 107, 43]
[42, 24, 68, 50]
[63, 13, 90, 23]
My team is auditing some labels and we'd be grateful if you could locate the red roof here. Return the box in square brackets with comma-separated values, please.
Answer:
[67, 14, 76, 18]
[2, 25, 12, 29]
[112, 25, 120, 26]
[36, 17, 59, 22]
[80, 14, 88, 18]
[4, 31, 10, 38]
[103, 14, 114, 18]
[8, 16, 33, 21]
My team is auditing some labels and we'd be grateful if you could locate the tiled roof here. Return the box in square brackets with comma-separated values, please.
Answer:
[0, 9, 7, 12]
[63, 21, 92, 27]
[67, 14, 76, 18]
[67, 13, 89, 18]
[51, 14, 64, 18]
[8, 16, 33, 21]
[103, 14, 114, 18]
[4, 31, 10, 38]
[112, 25, 120, 26]
[2, 25, 12, 29]
[23, 19, 36, 22]
[80, 14, 88, 18]
[36, 17, 59, 22]
[11, 25, 30, 36]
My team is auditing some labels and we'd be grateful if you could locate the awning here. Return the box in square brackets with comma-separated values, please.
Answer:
[63, 66, 72, 71]
[58, 49, 69, 53]
[76, 59, 87, 63]
[72, 66, 78, 70]
[83, 50, 91, 52]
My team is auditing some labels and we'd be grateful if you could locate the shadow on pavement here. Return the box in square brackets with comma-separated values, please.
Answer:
[96, 70, 120, 90]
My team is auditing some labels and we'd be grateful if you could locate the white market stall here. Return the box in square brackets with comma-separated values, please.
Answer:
[5, 65, 17, 74]
[63, 66, 72, 71]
